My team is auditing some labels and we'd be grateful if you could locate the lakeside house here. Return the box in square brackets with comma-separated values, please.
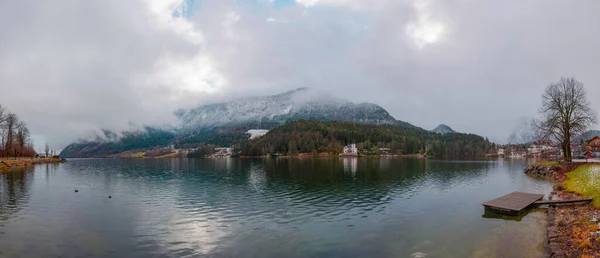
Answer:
[340, 143, 358, 156]
[586, 136, 600, 157]
[379, 148, 391, 154]
[211, 148, 233, 158]
[497, 148, 505, 157]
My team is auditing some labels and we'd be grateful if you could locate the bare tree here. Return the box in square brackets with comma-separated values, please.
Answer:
[45, 143, 50, 158]
[533, 77, 597, 160]
[15, 121, 29, 157]
[0, 105, 5, 156]
[0, 104, 5, 125]
[4, 113, 18, 157]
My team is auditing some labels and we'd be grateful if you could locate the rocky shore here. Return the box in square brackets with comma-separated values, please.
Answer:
[524, 162, 557, 177]
[0, 158, 66, 171]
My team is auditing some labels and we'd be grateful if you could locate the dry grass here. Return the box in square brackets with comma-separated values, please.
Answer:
[0, 158, 62, 170]
[128, 152, 146, 158]
[155, 152, 181, 158]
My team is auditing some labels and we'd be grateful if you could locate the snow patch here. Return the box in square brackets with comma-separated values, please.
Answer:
[247, 129, 269, 140]
[411, 252, 427, 258]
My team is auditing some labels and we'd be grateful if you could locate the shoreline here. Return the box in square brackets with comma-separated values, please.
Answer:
[543, 162, 600, 257]
[0, 158, 66, 171]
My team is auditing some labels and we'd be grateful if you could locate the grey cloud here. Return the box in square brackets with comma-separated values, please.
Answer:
[2, 0, 600, 149]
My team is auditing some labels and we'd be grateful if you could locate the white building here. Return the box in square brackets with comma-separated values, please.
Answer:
[213, 148, 232, 157]
[498, 148, 505, 157]
[341, 144, 358, 156]
[527, 142, 554, 156]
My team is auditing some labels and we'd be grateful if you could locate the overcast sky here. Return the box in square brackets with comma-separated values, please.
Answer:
[2, 0, 600, 149]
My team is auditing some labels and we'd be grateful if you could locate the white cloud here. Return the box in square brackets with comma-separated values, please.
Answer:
[145, 0, 203, 44]
[222, 11, 241, 38]
[295, 0, 386, 10]
[405, 0, 445, 48]
[136, 53, 226, 97]
[3, 0, 600, 148]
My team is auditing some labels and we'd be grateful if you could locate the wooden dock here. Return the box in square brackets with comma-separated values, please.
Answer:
[483, 192, 594, 216]
[482, 192, 544, 216]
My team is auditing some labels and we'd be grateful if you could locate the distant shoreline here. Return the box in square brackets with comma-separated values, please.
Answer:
[0, 158, 66, 171]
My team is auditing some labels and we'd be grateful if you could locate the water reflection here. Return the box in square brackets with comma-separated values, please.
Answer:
[0, 167, 34, 223]
[343, 157, 358, 175]
[0, 158, 551, 257]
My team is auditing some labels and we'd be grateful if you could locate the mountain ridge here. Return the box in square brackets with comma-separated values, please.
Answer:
[61, 88, 420, 158]
[176, 88, 403, 130]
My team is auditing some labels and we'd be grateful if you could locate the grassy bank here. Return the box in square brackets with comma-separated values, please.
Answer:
[532, 161, 559, 167]
[563, 164, 600, 208]
[0, 158, 65, 171]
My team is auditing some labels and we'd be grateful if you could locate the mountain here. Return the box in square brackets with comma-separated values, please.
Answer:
[175, 88, 400, 130]
[432, 124, 456, 134]
[61, 88, 416, 158]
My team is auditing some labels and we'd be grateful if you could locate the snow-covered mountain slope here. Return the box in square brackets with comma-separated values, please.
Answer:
[176, 88, 399, 130]
[432, 124, 456, 134]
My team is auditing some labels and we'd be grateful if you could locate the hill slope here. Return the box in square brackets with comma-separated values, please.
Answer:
[237, 120, 495, 157]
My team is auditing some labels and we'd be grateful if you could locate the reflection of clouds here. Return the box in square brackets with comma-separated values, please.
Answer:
[132, 181, 231, 255]
[248, 165, 267, 193]
[342, 157, 358, 175]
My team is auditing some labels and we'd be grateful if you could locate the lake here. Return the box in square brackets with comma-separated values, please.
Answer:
[0, 158, 551, 257]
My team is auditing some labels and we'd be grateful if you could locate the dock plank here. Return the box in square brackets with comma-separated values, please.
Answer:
[482, 192, 544, 215]
[534, 198, 593, 205]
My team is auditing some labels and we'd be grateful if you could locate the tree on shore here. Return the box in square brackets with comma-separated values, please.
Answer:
[4, 113, 18, 157]
[0, 105, 35, 158]
[45, 143, 50, 157]
[533, 77, 597, 160]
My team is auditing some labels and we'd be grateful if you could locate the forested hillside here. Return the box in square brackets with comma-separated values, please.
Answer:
[236, 120, 495, 157]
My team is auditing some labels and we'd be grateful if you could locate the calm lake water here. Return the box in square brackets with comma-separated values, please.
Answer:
[0, 158, 551, 257]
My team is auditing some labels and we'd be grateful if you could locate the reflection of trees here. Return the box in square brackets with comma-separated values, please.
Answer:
[0, 167, 34, 222]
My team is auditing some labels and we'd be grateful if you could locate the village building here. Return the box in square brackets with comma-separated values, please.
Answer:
[212, 147, 233, 157]
[587, 136, 600, 152]
[340, 143, 358, 156]
[379, 148, 391, 154]
[585, 136, 600, 157]
[497, 148, 505, 157]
